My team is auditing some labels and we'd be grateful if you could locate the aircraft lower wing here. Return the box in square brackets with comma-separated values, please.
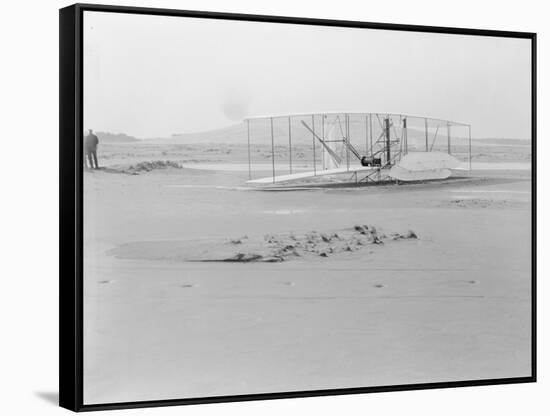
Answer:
[247, 166, 377, 184]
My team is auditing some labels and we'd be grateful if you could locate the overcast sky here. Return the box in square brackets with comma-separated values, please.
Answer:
[83, 11, 531, 139]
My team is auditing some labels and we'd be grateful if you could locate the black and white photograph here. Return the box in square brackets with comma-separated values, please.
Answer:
[59, 3, 535, 411]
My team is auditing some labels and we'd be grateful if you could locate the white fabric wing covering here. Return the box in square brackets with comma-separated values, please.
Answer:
[389, 166, 452, 181]
[397, 152, 461, 171]
[389, 152, 459, 181]
[323, 121, 341, 170]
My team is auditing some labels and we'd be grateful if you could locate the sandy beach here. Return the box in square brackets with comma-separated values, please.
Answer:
[82, 139, 531, 404]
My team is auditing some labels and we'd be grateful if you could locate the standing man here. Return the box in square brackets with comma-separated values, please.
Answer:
[84, 129, 99, 169]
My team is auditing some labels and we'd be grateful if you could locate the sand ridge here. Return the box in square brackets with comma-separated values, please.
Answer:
[107, 225, 419, 263]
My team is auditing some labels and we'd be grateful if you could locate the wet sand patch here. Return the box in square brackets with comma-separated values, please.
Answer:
[440, 198, 528, 209]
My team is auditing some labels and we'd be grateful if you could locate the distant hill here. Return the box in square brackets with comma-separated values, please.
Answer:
[152, 121, 343, 145]
[474, 138, 531, 146]
[96, 132, 141, 143]
[164, 123, 248, 144]
[143, 122, 530, 146]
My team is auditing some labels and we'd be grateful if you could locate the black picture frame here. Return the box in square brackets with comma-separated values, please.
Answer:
[59, 3, 537, 412]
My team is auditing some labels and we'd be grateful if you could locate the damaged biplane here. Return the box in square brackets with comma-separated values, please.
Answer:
[244, 112, 472, 187]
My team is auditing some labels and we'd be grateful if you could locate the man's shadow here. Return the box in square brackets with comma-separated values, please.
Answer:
[35, 391, 58, 406]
